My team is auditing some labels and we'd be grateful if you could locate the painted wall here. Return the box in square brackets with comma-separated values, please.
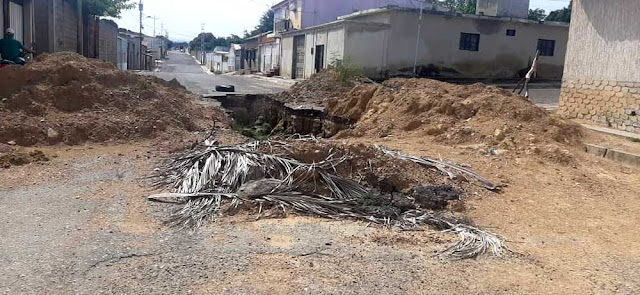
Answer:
[558, 0, 640, 134]
[562, 0, 640, 82]
[349, 10, 568, 78]
[280, 35, 294, 77]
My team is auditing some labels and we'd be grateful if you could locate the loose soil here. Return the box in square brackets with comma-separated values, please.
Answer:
[0, 150, 49, 168]
[0, 52, 227, 146]
[275, 70, 355, 108]
[327, 79, 584, 164]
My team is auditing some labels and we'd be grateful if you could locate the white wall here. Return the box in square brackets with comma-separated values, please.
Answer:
[563, 0, 640, 82]
[346, 10, 568, 79]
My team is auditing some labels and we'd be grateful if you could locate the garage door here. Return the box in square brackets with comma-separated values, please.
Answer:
[292, 35, 305, 79]
[9, 1, 24, 43]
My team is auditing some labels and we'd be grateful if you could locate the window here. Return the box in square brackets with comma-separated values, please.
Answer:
[506, 29, 516, 36]
[537, 39, 556, 56]
[459, 33, 480, 51]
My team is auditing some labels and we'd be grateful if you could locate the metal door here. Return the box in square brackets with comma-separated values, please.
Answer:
[292, 35, 305, 79]
[314, 45, 324, 73]
[9, 1, 24, 43]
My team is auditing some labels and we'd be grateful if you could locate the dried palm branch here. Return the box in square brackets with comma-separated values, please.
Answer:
[149, 141, 507, 259]
[376, 145, 499, 191]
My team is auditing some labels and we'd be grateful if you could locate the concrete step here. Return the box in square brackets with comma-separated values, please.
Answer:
[585, 144, 640, 169]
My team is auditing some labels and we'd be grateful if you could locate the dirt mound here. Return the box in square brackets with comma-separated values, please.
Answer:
[0, 52, 225, 146]
[0, 150, 49, 168]
[276, 70, 355, 108]
[328, 79, 584, 163]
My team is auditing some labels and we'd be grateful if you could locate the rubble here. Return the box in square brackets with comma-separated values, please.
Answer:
[0, 52, 226, 146]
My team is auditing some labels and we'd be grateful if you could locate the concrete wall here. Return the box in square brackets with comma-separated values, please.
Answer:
[53, 0, 79, 52]
[558, 0, 640, 133]
[97, 19, 117, 65]
[280, 35, 294, 77]
[351, 10, 568, 79]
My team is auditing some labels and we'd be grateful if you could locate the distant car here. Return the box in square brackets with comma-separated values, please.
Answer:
[179, 46, 185, 53]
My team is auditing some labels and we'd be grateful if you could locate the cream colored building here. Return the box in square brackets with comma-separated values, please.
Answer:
[558, 0, 640, 134]
[279, 6, 568, 80]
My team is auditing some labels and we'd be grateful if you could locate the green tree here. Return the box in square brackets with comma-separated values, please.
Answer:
[245, 9, 274, 37]
[458, 0, 476, 14]
[546, 1, 572, 23]
[528, 8, 546, 21]
[83, 0, 135, 17]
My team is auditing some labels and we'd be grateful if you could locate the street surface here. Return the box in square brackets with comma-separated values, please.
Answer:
[150, 51, 292, 95]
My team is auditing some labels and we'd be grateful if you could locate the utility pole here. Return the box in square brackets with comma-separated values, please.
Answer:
[139, 1, 144, 70]
[200, 23, 205, 65]
[412, 0, 425, 77]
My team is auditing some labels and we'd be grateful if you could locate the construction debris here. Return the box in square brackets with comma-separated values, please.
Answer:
[148, 139, 506, 259]
[0, 52, 225, 146]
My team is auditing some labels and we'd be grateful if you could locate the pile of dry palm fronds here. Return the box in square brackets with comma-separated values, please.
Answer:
[148, 140, 507, 259]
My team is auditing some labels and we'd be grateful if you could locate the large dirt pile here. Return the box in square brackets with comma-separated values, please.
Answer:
[327, 79, 584, 163]
[276, 70, 355, 108]
[0, 53, 223, 146]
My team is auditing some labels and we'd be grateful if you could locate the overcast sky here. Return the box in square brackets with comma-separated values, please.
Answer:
[113, 0, 571, 42]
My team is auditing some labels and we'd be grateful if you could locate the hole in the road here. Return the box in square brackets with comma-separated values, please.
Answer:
[209, 94, 352, 139]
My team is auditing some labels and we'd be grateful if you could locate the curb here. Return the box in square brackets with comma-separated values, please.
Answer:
[584, 144, 640, 169]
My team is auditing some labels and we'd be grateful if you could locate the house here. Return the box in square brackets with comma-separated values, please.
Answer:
[242, 33, 261, 73]
[228, 43, 242, 72]
[279, 0, 568, 80]
[33, 0, 83, 54]
[558, 0, 640, 134]
[258, 33, 279, 75]
[271, 0, 417, 34]
[1, 0, 36, 54]
[118, 29, 151, 71]
[206, 46, 229, 73]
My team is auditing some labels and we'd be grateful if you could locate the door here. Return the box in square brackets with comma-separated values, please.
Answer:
[292, 35, 305, 79]
[314, 45, 324, 73]
[9, 1, 24, 43]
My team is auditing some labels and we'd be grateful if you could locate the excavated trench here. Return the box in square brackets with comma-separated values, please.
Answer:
[211, 94, 352, 138]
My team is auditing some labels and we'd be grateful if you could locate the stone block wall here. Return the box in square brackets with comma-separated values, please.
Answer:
[558, 79, 640, 133]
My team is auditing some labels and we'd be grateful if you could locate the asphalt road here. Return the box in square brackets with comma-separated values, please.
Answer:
[150, 52, 292, 95]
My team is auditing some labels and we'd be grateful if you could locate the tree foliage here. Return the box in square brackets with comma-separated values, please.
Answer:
[439, 0, 476, 14]
[528, 8, 546, 21]
[189, 34, 244, 51]
[83, 0, 135, 17]
[546, 1, 572, 23]
[245, 9, 274, 38]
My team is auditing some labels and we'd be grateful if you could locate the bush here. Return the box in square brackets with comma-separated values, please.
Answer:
[330, 58, 363, 84]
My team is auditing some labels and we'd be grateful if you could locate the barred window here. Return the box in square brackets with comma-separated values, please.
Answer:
[459, 33, 480, 51]
[537, 39, 556, 56]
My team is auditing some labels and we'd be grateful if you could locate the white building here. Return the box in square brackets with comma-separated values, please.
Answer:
[280, 3, 568, 80]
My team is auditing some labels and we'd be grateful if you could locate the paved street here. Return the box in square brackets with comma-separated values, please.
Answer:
[150, 51, 292, 95]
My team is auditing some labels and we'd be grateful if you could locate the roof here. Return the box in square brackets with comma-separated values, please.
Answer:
[213, 46, 229, 53]
[271, 0, 288, 9]
[337, 6, 570, 28]
[231, 44, 242, 50]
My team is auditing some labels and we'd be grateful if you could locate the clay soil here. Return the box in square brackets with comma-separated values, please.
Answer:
[0, 52, 226, 146]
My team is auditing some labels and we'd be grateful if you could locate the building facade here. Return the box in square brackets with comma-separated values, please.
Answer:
[272, 0, 418, 34]
[558, 0, 640, 133]
[280, 7, 568, 80]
